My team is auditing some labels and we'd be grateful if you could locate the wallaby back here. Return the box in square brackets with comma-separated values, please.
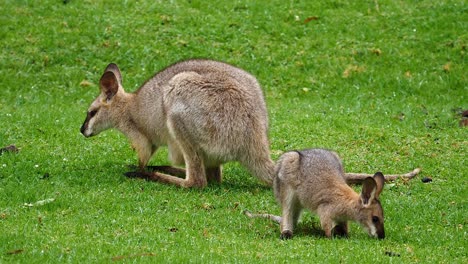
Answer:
[80, 59, 274, 187]
[269, 149, 385, 239]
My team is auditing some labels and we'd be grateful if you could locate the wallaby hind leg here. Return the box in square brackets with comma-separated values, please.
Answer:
[126, 113, 209, 188]
[128, 150, 207, 188]
[206, 166, 222, 184]
[153, 113, 208, 188]
[280, 187, 302, 240]
[126, 165, 186, 179]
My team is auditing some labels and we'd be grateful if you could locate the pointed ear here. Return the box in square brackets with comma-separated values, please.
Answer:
[360, 177, 377, 206]
[99, 71, 119, 101]
[104, 63, 122, 83]
[373, 172, 385, 198]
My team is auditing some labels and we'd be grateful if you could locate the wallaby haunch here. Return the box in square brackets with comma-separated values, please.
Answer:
[80, 59, 275, 188]
[245, 149, 386, 240]
[81, 59, 420, 188]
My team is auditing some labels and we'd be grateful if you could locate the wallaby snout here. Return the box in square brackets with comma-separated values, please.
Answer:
[80, 108, 106, 138]
[80, 111, 95, 137]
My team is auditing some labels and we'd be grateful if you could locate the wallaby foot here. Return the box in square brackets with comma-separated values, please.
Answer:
[332, 222, 349, 238]
[125, 170, 207, 188]
[126, 165, 186, 178]
[124, 171, 159, 181]
[206, 166, 222, 184]
[124, 168, 207, 188]
[344, 168, 421, 184]
[280, 230, 293, 240]
[146, 166, 186, 178]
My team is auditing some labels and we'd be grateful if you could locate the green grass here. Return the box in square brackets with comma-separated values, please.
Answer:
[0, 0, 466, 263]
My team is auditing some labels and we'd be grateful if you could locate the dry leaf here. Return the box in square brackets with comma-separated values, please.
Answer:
[7, 249, 24, 255]
[343, 65, 365, 78]
[202, 203, 214, 210]
[203, 228, 210, 237]
[371, 48, 382, 56]
[80, 80, 94, 87]
[304, 16, 319, 24]
[443, 62, 451, 72]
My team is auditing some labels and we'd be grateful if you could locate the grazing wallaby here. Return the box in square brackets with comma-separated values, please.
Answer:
[80, 59, 275, 188]
[245, 148, 386, 240]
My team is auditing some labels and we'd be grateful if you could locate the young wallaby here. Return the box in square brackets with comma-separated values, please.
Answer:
[245, 148, 385, 240]
[80, 59, 275, 188]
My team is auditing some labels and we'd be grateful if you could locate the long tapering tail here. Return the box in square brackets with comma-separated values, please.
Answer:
[344, 168, 421, 184]
[243, 210, 282, 224]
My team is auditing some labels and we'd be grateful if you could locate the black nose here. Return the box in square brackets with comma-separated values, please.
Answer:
[378, 231, 385, 239]
[80, 123, 86, 135]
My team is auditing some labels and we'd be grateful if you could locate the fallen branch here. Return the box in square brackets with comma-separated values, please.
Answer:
[344, 168, 421, 185]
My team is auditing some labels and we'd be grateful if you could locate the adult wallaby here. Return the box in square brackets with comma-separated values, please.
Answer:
[80, 59, 420, 188]
[245, 148, 386, 240]
[80, 59, 274, 188]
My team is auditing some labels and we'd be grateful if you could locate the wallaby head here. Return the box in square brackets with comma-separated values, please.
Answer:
[358, 172, 385, 239]
[80, 63, 128, 137]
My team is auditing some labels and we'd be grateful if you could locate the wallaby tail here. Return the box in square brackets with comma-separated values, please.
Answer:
[243, 210, 282, 224]
[344, 168, 421, 184]
[242, 155, 275, 186]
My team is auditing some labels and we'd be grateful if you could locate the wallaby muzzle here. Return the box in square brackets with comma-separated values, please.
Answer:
[80, 114, 92, 137]
[377, 229, 385, 239]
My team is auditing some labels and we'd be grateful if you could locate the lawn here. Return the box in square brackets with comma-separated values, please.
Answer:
[0, 0, 466, 263]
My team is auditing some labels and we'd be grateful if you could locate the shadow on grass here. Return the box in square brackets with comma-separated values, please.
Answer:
[123, 163, 271, 193]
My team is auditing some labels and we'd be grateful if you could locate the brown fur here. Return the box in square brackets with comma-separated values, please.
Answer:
[80, 59, 274, 188]
[246, 149, 386, 240]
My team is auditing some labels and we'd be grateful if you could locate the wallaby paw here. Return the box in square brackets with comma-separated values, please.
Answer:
[332, 226, 349, 238]
[280, 230, 293, 240]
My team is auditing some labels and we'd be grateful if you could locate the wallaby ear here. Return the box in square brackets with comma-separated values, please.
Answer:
[373, 172, 385, 198]
[99, 71, 119, 101]
[104, 63, 123, 84]
[360, 177, 377, 206]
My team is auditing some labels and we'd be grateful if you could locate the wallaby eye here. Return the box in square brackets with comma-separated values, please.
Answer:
[89, 110, 98, 118]
[372, 216, 379, 223]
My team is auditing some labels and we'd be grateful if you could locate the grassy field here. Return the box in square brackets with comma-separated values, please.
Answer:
[0, 0, 466, 263]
